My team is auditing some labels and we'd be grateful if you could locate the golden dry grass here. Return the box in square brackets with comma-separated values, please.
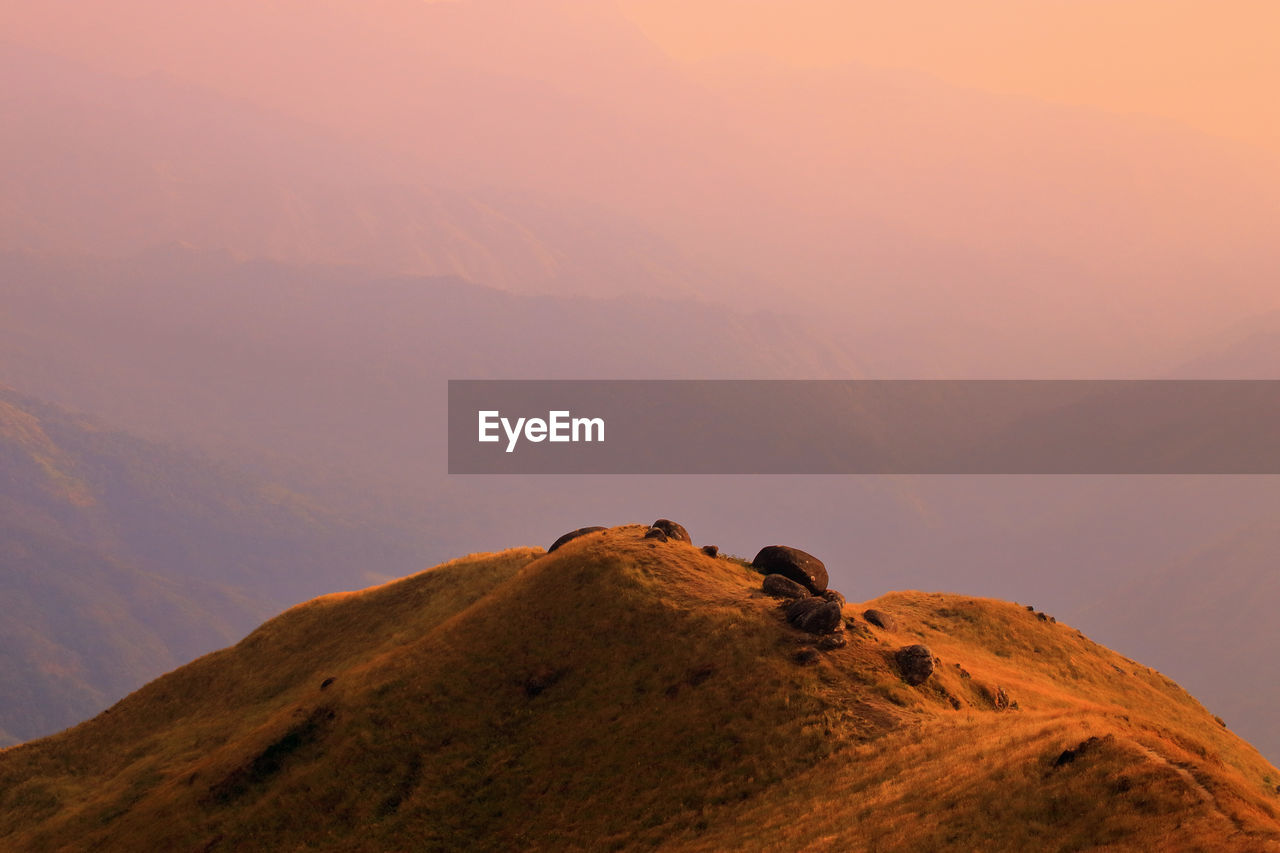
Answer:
[1, 525, 1277, 851]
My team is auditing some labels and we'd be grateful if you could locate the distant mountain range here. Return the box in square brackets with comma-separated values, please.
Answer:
[1081, 510, 1280, 763]
[0, 387, 425, 745]
[0, 41, 724, 301]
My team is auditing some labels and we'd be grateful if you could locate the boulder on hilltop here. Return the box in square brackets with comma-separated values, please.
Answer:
[547, 526, 605, 553]
[650, 519, 691, 544]
[751, 545, 828, 594]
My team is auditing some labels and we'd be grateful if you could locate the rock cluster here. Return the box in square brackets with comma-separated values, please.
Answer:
[552, 525, 857, 662]
[786, 597, 843, 634]
[753, 545, 849, 642]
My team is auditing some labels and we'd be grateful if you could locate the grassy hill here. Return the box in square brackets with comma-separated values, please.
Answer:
[2, 524, 1277, 850]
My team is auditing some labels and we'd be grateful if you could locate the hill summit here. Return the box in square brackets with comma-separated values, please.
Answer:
[2, 523, 1279, 850]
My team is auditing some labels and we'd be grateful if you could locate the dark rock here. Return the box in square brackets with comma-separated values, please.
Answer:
[821, 589, 846, 607]
[762, 574, 809, 599]
[818, 634, 847, 651]
[787, 597, 843, 634]
[547, 526, 606, 553]
[751, 545, 828, 593]
[700, 544, 719, 557]
[685, 664, 716, 687]
[794, 648, 820, 665]
[1036, 611, 1048, 621]
[786, 597, 824, 621]
[1053, 736, 1101, 768]
[320, 677, 335, 690]
[522, 667, 566, 698]
[650, 519, 691, 544]
[863, 609, 898, 631]
[895, 644, 935, 685]
[643, 527, 668, 541]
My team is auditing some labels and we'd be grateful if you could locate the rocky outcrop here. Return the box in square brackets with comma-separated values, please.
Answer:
[751, 546, 828, 594]
[762, 574, 809, 600]
[786, 597, 842, 635]
[895, 644, 934, 685]
[821, 589, 846, 607]
[700, 545, 719, 557]
[548, 526, 606, 553]
[650, 519, 691, 544]
[643, 528, 668, 541]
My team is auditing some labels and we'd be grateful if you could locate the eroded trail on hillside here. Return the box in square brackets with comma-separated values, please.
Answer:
[1131, 744, 1214, 807]
[1129, 740, 1270, 844]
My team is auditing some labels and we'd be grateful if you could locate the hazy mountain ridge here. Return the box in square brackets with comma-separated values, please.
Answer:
[0, 516, 249, 748]
[1080, 512, 1280, 763]
[1, 526, 1276, 850]
[0, 248, 860, 486]
[0, 42, 720, 300]
[8, 10, 1280, 373]
[0, 387, 426, 744]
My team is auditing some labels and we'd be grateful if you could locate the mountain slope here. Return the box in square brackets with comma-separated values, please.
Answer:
[1081, 511, 1280, 765]
[0, 518, 249, 748]
[2, 525, 1276, 850]
[0, 386, 426, 746]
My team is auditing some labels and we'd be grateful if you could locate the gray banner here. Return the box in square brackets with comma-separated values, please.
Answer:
[448, 380, 1280, 474]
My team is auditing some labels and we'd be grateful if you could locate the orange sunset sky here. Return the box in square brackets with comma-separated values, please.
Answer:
[623, 0, 1280, 156]
[6, 0, 1278, 157]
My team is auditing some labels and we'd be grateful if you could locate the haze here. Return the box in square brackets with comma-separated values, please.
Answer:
[5, 0, 1280, 375]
